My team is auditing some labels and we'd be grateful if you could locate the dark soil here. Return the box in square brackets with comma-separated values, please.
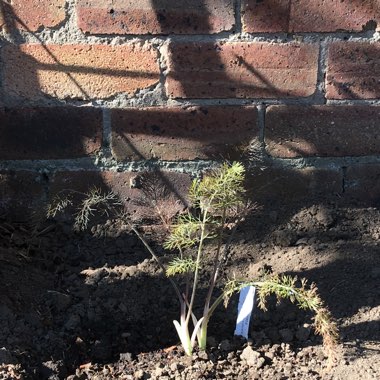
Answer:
[0, 203, 379, 379]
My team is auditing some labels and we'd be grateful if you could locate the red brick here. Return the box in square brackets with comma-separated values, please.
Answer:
[0, 0, 65, 32]
[50, 171, 191, 223]
[242, 0, 291, 33]
[110, 106, 258, 161]
[0, 107, 102, 160]
[326, 42, 380, 100]
[345, 165, 380, 205]
[77, 0, 235, 35]
[242, 0, 380, 33]
[165, 42, 318, 99]
[2, 44, 159, 101]
[265, 106, 380, 158]
[0, 171, 45, 221]
[247, 167, 342, 204]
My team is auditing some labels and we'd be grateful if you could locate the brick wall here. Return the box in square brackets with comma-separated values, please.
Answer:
[0, 0, 380, 220]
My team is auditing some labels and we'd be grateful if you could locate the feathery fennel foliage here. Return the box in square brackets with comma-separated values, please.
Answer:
[223, 274, 338, 356]
[153, 162, 337, 357]
[166, 257, 197, 277]
[47, 162, 338, 360]
[47, 188, 121, 232]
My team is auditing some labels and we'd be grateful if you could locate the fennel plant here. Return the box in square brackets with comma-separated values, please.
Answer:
[47, 162, 338, 358]
[132, 163, 338, 356]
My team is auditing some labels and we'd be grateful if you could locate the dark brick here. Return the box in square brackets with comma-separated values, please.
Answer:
[265, 106, 380, 158]
[77, 0, 235, 35]
[0, 107, 102, 160]
[111, 106, 258, 161]
[247, 167, 343, 204]
[0, 171, 45, 221]
[326, 42, 380, 100]
[242, 0, 291, 33]
[49, 170, 191, 223]
[166, 42, 318, 99]
[345, 165, 380, 205]
[242, 0, 380, 33]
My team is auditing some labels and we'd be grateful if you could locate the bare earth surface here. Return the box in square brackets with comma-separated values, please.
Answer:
[0, 203, 379, 379]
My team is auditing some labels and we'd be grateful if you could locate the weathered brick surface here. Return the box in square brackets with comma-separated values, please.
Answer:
[2, 44, 160, 100]
[247, 167, 343, 204]
[77, 0, 235, 35]
[110, 106, 258, 161]
[50, 171, 191, 222]
[345, 165, 380, 204]
[242, 0, 380, 33]
[0, 0, 66, 32]
[165, 42, 319, 98]
[265, 106, 380, 158]
[0, 171, 45, 220]
[242, 0, 291, 33]
[0, 107, 102, 159]
[326, 42, 380, 100]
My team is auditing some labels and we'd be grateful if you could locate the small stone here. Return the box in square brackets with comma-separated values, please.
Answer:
[240, 346, 265, 369]
[169, 362, 178, 372]
[197, 351, 208, 360]
[120, 352, 133, 362]
[296, 324, 311, 341]
[134, 369, 145, 379]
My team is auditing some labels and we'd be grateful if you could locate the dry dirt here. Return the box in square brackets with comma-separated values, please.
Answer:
[0, 202, 379, 379]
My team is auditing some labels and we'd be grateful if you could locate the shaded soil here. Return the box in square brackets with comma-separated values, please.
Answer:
[0, 203, 379, 379]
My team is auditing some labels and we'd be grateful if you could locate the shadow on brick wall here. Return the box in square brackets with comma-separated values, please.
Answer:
[0, 1, 379, 374]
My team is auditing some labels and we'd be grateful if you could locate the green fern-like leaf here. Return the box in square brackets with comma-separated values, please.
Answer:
[166, 257, 197, 277]
[222, 274, 338, 357]
[163, 213, 216, 250]
[190, 162, 246, 212]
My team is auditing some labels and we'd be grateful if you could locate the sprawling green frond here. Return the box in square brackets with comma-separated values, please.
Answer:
[222, 274, 338, 356]
[163, 213, 216, 250]
[166, 257, 197, 277]
[190, 162, 246, 212]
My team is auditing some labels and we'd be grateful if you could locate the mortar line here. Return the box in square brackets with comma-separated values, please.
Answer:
[257, 104, 266, 143]
[234, 0, 243, 34]
[2, 155, 380, 174]
[316, 39, 328, 104]
[102, 108, 112, 152]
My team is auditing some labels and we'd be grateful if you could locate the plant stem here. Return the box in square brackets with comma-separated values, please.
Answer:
[130, 225, 183, 305]
[185, 209, 208, 325]
[202, 208, 226, 319]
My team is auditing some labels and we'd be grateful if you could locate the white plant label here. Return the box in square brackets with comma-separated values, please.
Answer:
[234, 286, 256, 339]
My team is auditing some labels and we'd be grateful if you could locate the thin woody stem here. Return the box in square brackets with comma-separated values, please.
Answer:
[130, 225, 183, 305]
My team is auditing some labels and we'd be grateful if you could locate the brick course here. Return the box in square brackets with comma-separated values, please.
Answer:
[166, 42, 319, 98]
[0, 0, 380, 212]
[77, 0, 235, 35]
[0, 0, 66, 32]
[265, 106, 380, 158]
[2, 44, 160, 100]
[0, 107, 102, 160]
[111, 106, 258, 161]
[0, 171, 45, 220]
[50, 170, 191, 222]
[242, 0, 380, 33]
[326, 42, 380, 100]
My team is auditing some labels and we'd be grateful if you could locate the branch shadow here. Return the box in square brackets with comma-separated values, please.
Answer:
[0, 1, 380, 379]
